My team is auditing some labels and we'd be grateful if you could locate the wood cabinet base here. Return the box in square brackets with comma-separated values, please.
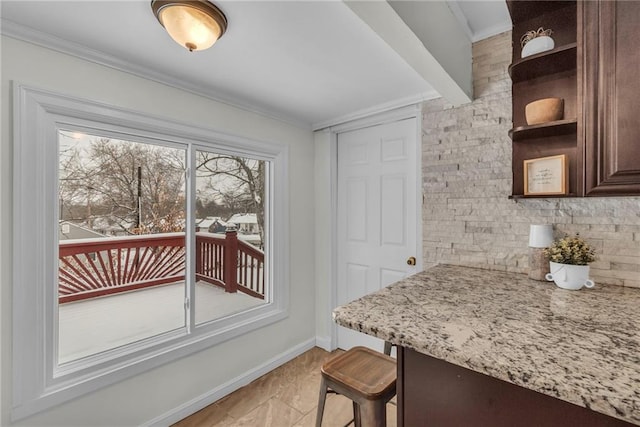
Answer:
[397, 347, 633, 426]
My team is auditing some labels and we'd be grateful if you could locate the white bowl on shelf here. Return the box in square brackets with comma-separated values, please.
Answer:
[521, 36, 555, 58]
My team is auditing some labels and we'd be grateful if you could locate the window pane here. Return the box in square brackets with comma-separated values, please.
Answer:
[58, 131, 187, 363]
[195, 150, 268, 324]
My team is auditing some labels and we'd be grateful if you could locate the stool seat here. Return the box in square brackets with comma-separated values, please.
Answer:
[321, 347, 396, 399]
[316, 346, 396, 427]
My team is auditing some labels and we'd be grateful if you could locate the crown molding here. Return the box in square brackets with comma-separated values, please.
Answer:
[326, 103, 421, 135]
[0, 19, 311, 130]
[312, 90, 439, 131]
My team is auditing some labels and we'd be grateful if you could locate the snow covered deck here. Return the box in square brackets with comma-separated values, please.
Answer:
[58, 281, 265, 364]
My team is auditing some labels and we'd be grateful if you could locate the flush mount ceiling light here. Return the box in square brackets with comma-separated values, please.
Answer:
[151, 0, 227, 52]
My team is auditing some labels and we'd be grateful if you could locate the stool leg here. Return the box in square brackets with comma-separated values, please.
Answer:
[352, 401, 361, 427]
[359, 400, 386, 427]
[315, 377, 328, 427]
[384, 341, 392, 356]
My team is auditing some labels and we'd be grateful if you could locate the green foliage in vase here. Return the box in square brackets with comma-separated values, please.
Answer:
[543, 234, 596, 265]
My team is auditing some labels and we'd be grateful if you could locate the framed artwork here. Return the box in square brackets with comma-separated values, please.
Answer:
[524, 154, 568, 195]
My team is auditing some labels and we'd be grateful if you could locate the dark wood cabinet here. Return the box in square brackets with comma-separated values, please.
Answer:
[581, 0, 640, 196]
[508, 0, 640, 198]
[397, 346, 634, 427]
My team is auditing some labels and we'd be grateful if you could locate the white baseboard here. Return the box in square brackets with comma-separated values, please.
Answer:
[142, 338, 317, 427]
[315, 335, 333, 352]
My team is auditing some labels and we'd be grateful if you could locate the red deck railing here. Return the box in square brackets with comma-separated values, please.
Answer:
[58, 229, 265, 303]
[195, 231, 265, 299]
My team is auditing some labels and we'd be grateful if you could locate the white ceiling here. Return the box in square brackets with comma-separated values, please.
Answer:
[0, 1, 511, 129]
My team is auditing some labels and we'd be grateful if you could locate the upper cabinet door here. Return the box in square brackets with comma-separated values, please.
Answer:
[582, 0, 640, 195]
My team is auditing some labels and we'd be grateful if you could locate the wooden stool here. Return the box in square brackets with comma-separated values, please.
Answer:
[316, 346, 396, 427]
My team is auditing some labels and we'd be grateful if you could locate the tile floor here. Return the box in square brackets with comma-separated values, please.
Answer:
[172, 347, 397, 427]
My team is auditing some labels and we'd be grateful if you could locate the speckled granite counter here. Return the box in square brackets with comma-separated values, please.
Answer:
[332, 264, 640, 425]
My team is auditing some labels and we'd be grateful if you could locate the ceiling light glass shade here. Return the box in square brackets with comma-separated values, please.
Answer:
[151, 1, 227, 52]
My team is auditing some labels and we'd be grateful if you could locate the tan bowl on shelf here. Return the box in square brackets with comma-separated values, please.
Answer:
[525, 98, 564, 125]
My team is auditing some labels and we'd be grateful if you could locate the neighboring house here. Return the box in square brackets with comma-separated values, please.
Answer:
[196, 215, 261, 247]
[208, 218, 228, 233]
[91, 217, 134, 237]
[195, 216, 218, 231]
[227, 213, 259, 234]
[196, 216, 228, 233]
[59, 221, 106, 241]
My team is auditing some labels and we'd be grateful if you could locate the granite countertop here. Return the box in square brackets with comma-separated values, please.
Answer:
[332, 264, 640, 425]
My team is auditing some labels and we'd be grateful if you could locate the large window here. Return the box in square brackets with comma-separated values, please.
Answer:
[13, 85, 288, 419]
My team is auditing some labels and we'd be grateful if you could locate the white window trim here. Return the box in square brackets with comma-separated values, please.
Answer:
[12, 83, 290, 420]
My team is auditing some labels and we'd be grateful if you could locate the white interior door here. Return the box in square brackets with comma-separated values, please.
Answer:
[336, 117, 419, 351]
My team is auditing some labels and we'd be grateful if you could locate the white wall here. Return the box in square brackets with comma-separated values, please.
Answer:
[1, 36, 316, 426]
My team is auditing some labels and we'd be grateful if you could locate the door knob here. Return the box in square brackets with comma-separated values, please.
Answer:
[406, 256, 416, 266]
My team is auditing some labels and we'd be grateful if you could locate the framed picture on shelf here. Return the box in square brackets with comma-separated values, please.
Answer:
[524, 154, 568, 196]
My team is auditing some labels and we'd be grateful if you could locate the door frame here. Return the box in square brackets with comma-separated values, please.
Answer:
[326, 104, 423, 350]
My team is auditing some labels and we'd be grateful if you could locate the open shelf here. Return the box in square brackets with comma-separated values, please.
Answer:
[509, 43, 577, 83]
[509, 1, 581, 198]
[509, 118, 577, 141]
[509, 193, 577, 200]
[507, 0, 575, 23]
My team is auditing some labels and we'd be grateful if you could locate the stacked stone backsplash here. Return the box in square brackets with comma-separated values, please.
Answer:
[421, 31, 640, 288]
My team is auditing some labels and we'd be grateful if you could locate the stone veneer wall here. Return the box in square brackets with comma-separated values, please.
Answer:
[421, 31, 640, 288]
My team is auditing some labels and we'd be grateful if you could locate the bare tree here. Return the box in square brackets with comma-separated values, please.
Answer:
[59, 137, 186, 234]
[59, 144, 93, 223]
[59, 135, 266, 240]
[196, 153, 265, 241]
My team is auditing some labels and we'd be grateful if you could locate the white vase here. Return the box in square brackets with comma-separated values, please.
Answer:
[521, 36, 555, 58]
[545, 262, 595, 290]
